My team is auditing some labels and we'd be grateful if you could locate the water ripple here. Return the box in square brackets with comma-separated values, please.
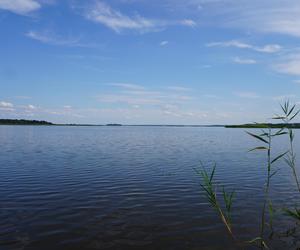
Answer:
[0, 126, 299, 249]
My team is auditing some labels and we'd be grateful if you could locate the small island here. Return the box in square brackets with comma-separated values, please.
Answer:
[106, 124, 122, 126]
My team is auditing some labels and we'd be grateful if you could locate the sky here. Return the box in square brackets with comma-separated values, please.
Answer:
[1, 0, 300, 125]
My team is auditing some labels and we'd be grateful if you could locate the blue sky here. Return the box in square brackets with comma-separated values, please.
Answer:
[1, 0, 300, 124]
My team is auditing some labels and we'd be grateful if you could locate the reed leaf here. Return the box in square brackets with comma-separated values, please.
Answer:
[249, 146, 268, 152]
[290, 110, 300, 121]
[283, 208, 300, 221]
[246, 131, 268, 144]
[287, 104, 296, 116]
[271, 151, 288, 164]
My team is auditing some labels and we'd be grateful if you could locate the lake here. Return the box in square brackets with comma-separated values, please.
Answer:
[0, 126, 299, 250]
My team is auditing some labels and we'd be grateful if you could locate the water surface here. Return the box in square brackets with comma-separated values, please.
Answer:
[0, 126, 299, 249]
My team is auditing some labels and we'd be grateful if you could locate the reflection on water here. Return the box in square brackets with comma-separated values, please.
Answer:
[0, 126, 299, 249]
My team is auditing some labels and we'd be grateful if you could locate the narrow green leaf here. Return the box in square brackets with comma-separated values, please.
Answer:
[270, 169, 279, 179]
[281, 103, 287, 114]
[273, 131, 287, 136]
[209, 164, 216, 183]
[283, 208, 300, 221]
[269, 200, 273, 215]
[272, 116, 285, 120]
[285, 101, 289, 114]
[271, 151, 288, 164]
[287, 104, 296, 117]
[246, 131, 268, 144]
[249, 146, 268, 152]
[290, 110, 300, 121]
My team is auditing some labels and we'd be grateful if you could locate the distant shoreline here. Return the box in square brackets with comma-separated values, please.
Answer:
[225, 123, 300, 129]
[1, 119, 300, 128]
[0, 119, 224, 127]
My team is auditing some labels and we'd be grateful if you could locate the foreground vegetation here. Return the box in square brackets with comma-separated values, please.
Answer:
[197, 101, 300, 249]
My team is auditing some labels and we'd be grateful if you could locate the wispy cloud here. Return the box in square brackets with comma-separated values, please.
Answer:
[274, 54, 300, 76]
[15, 95, 31, 99]
[166, 86, 191, 91]
[0, 101, 13, 108]
[207, 40, 281, 53]
[180, 19, 197, 27]
[192, 0, 300, 37]
[108, 83, 145, 90]
[225, 2, 300, 37]
[83, 1, 196, 33]
[160, 41, 169, 46]
[0, 0, 41, 15]
[0, 101, 14, 111]
[203, 94, 219, 99]
[199, 64, 212, 69]
[272, 94, 296, 101]
[233, 57, 257, 64]
[235, 92, 260, 99]
[97, 94, 162, 105]
[161, 104, 206, 118]
[26, 30, 94, 47]
[98, 83, 194, 107]
[27, 104, 36, 109]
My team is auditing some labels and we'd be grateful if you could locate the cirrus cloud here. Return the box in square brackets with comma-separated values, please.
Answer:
[233, 57, 257, 65]
[0, 0, 41, 15]
[207, 40, 281, 54]
[83, 1, 196, 33]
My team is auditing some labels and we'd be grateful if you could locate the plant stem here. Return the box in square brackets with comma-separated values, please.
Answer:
[215, 201, 235, 240]
[289, 128, 300, 193]
[260, 128, 272, 249]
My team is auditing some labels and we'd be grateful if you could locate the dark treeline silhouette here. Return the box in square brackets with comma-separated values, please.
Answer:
[0, 119, 53, 125]
[106, 124, 122, 126]
[226, 123, 300, 128]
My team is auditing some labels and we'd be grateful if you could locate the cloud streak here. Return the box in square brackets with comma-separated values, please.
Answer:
[97, 83, 194, 107]
[233, 57, 257, 65]
[26, 30, 93, 47]
[185, 0, 300, 37]
[0, 0, 41, 15]
[207, 40, 281, 53]
[108, 83, 146, 90]
[160, 41, 169, 46]
[274, 54, 300, 76]
[235, 92, 260, 99]
[84, 1, 196, 33]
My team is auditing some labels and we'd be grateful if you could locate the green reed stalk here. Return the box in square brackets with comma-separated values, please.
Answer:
[273, 101, 300, 193]
[247, 125, 288, 248]
[260, 129, 271, 249]
[247, 128, 272, 249]
[198, 101, 298, 249]
[195, 164, 236, 240]
[274, 101, 300, 224]
[288, 128, 300, 193]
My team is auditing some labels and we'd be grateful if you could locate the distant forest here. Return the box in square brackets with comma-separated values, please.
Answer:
[226, 123, 300, 128]
[0, 119, 53, 125]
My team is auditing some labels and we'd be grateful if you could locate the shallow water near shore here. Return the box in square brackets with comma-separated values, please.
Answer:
[0, 125, 300, 250]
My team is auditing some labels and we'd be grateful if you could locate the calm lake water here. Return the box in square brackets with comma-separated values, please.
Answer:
[1, 126, 300, 250]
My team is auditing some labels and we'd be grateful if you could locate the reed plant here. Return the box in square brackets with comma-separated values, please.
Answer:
[196, 101, 300, 249]
[273, 101, 300, 193]
[195, 163, 235, 239]
[273, 102, 300, 236]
